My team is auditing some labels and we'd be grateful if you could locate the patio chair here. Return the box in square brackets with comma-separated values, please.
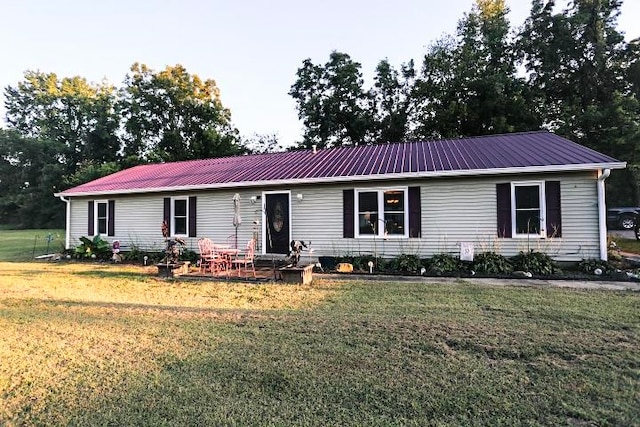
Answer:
[231, 238, 256, 278]
[198, 238, 221, 274]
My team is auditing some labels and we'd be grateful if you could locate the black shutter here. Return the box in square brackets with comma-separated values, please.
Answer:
[163, 197, 171, 229]
[496, 183, 512, 238]
[343, 189, 354, 238]
[188, 196, 197, 237]
[88, 200, 94, 236]
[408, 186, 421, 238]
[545, 181, 562, 237]
[107, 200, 115, 236]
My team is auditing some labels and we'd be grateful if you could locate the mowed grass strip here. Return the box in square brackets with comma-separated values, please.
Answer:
[0, 229, 65, 261]
[1, 262, 638, 426]
[614, 237, 640, 255]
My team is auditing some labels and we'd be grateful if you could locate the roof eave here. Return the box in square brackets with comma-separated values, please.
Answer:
[55, 161, 626, 198]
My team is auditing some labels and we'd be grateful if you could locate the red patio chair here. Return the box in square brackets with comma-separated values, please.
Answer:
[231, 238, 256, 278]
[198, 238, 220, 274]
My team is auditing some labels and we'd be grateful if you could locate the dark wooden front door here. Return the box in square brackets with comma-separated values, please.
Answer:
[265, 193, 290, 254]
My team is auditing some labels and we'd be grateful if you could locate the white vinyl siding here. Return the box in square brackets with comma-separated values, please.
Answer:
[66, 171, 600, 261]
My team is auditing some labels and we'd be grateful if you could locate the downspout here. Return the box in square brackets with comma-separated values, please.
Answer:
[58, 195, 71, 250]
[597, 169, 611, 261]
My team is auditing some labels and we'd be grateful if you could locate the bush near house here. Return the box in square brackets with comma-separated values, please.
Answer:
[74, 235, 112, 260]
[334, 249, 638, 279]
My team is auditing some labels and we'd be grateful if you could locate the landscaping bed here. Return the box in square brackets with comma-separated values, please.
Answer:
[318, 249, 640, 283]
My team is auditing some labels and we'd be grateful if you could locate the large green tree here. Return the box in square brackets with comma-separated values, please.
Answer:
[414, 0, 539, 139]
[289, 51, 376, 148]
[518, 0, 640, 204]
[4, 72, 120, 174]
[120, 63, 241, 162]
[371, 59, 417, 142]
[0, 130, 66, 228]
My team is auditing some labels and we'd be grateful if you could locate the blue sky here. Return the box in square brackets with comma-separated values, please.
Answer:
[1, 0, 638, 148]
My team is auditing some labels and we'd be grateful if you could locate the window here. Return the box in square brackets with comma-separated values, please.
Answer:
[513, 183, 545, 236]
[88, 200, 114, 236]
[497, 181, 561, 238]
[96, 201, 108, 235]
[173, 198, 188, 236]
[356, 188, 407, 238]
[163, 196, 196, 237]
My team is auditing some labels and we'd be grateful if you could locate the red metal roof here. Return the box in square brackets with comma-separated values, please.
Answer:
[59, 131, 624, 196]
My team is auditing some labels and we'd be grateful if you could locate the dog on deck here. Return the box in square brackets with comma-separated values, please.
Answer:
[289, 240, 308, 267]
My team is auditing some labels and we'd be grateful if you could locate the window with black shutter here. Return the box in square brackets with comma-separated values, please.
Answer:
[496, 181, 561, 238]
[343, 187, 416, 239]
[164, 196, 197, 237]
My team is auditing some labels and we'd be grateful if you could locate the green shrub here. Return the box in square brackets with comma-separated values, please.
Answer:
[388, 254, 421, 274]
[357, 255, 387, 272]
[578, 259, 615, 275]
[122, 245, 164, 265]
[74, 235, 111, 260]
[428, 253, 463, 275]
[511, 250, 560, 275]
[181, 248, 199, 264]
[472, 252, 513, 275]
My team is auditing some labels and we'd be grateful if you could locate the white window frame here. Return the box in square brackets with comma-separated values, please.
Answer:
[94, 200, 109, 236]
[355, 187, 409, 239]
[511, 181, 546, 238]
[171, 197, 189, 237]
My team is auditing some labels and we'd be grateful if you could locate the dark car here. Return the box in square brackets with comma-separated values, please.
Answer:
[607, 207, 640, 230]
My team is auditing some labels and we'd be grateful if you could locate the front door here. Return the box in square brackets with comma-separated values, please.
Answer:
[265, 193, 290, 254]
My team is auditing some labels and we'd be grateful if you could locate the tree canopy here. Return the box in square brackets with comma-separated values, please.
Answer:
[1, 63, 244, 228]
[2, 0, 639, 229]
[121, 63, 241, 162]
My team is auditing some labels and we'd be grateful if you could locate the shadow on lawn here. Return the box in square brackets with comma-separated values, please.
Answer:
[71, 270, 152, 280]
[1, 296, 280, 324]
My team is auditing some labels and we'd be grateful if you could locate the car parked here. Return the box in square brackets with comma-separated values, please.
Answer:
[607, 207, 640, 230]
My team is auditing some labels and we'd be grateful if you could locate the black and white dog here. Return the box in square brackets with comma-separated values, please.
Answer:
[289, 240, 308, 267]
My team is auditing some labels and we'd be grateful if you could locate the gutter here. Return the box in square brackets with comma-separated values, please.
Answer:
[57, 195, 71, 250]
[597, 169, 611, 261]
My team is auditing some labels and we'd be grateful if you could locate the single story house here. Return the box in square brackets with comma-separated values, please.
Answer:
[56, 131, 625, 261]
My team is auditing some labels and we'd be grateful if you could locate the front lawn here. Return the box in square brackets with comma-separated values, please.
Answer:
[1, 262, 638, 426]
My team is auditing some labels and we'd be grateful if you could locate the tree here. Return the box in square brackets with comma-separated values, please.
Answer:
[517, 0, 640, 204]
[4, 72, 121, 173]
[414, 0, 540, 139]
[0, 130, 66, 228]
[371, 59, 417, 142]
[120, 63, 241, 162]
[242, 133, 285, 154]
[289, 51, 376, 148]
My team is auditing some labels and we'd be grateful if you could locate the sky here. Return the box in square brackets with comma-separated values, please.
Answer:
[1, 0, 639, 148]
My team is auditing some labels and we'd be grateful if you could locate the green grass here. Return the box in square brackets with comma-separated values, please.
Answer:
[0, 229, 65, 261]
[1, 262, 638, 426]
[614, 237, 640, 255]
